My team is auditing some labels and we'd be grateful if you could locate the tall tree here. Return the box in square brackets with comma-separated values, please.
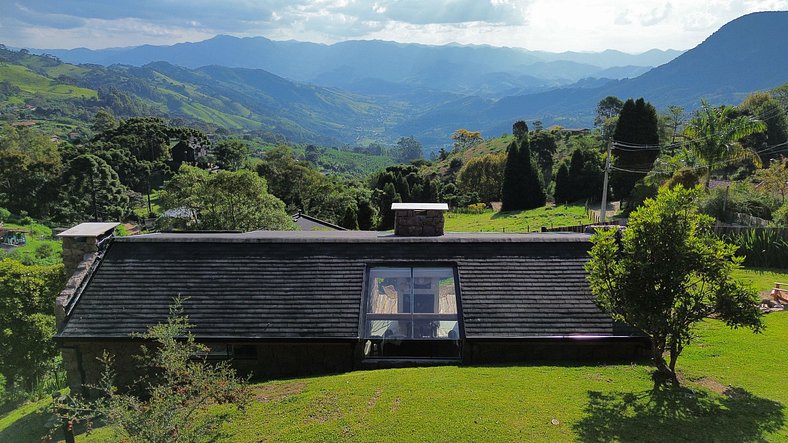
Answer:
[501, 134, 545, 211]
[512, 121, 528, 141]
[57, 154, 130, 222]
[611, 97, 660, 201]
[530, 130, 558, 186]
[739, 92, 788, 149]
[586, 185, 763, 380]
[684, 100, 766, 188]
[595, 96, 624, 127]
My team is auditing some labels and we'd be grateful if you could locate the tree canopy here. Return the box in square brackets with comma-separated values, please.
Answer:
[586, 185, 762, 379]
[501, 133, 545, 211]
[611, 97, 660, 201]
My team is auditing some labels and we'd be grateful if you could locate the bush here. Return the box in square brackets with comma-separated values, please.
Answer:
[773, 204, 788, 227]
[721, 228, 788, 268]
[698, 183, 778, 222]
[0, 207, 10, 222]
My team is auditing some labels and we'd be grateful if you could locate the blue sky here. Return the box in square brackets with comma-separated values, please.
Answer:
[0, 0, 786, 52]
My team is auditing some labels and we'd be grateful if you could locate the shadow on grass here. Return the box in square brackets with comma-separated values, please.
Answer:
[574, 377, 785, 442]
[490, 210, 520, 220]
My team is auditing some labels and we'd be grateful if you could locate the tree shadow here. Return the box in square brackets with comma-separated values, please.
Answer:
[490, 210, 522, 220]
[574, 376, 785, 442]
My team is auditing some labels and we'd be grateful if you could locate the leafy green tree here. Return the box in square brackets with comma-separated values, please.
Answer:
[594, 96, 624, 128]
[501, 134, 546, 211]
[586, 186, 762, 379]
[0, 259, 63, 391]
[341, 205, 360, 230]
[739, 92, 788, 149]
[456, 153, 506, 202]
[530, 130, 558, 186]
[162, 166, 294, 231]
[90, 108, 117, 135]
[395, 136, 423, 162]
[0, 124, 62, 218]
[611, 98, 660, 201]
[685, 100, 766, 188]
[755, 158, 788, 204]
[377, 182, 401, 230]
[53, 299, 250, 442]
[213, 138, 250, 171]
[57, 154, 130, 222]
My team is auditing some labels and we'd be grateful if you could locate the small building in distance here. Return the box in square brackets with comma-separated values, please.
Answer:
[55, 206, 647, 395]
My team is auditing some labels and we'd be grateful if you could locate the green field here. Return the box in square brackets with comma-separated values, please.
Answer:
[0, 64, 96, 100]
[0, 221, 62, 266]
[5, 311, 785, 442]
[445, 205, 592, 233]
[733, 268, 788, 294]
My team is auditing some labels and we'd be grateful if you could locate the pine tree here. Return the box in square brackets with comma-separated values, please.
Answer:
[501, 136, 546, 211]
[554, 163, 570, 204]
[611, 97, 660, 201]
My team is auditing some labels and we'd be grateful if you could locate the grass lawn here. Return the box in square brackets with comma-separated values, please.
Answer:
[4, 270, 786, 442]
[733, 267, 788, 294]
[445, 205, 592, 233]
[0, 221, 62, 266]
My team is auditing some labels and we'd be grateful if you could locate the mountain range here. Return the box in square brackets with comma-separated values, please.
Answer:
[4, 11, 786, 147]
[41, 36, 680, 99]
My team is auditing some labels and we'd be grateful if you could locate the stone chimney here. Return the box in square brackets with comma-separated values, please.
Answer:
[55, 222, 119, 327]
[392, 203, 448, 236]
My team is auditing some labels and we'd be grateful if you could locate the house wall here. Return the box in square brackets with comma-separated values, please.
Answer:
[463, 338, 651, 364]
[61, 341, 358, 395]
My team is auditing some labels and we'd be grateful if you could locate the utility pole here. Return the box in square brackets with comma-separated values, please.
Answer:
[600, 140, 612, 223]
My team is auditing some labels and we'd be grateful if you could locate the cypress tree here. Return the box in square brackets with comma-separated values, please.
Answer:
[611, 97, 660, 201]
[554, 163, 571, 204]
[518, 136, 547, 209]
[341, 205, 359, 230]
[501, 136, 546, 211]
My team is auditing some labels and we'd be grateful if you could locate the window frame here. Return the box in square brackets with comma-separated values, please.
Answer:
[360, 264, 464, 341]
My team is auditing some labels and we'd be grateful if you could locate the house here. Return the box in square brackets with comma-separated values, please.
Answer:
[54, 205, 647, 394]
[0, 226, 27, 247]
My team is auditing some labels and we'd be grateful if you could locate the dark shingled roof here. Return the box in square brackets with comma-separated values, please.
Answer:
[57, 231, 636, 341]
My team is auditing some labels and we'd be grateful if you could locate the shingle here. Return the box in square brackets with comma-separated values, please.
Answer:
[58, 235, 633, 340]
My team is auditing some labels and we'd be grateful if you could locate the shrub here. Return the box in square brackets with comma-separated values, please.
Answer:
[0, 207, 10, 222]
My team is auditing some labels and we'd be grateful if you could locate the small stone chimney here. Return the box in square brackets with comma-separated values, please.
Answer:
[392, 203, 448, 236]
[55, 223, 119, 327]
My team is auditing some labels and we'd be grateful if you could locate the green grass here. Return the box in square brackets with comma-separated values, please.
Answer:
[4, 271, 786, 442]
[0, 64, 96, 100]
[733, 267, 788, 293]
[0, 221, 62, 266]
[445, 205, 592, 232]
[20, 313, 785, 442]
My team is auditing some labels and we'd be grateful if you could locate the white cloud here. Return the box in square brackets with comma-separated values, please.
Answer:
[0, 0, 786, 52]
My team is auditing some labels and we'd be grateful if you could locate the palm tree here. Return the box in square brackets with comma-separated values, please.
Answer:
[684, 100, 766, 189]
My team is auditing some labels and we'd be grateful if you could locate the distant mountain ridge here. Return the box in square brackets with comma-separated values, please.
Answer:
[40, 35, 682, 98]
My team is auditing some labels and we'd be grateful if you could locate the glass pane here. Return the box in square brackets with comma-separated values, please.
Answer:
[367, 320, 412, 339]
[368, 268, 411, 314]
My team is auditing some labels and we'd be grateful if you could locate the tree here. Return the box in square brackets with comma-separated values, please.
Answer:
[755, 158, 788, 204]
[161, 166, 294, 231]
[586, 185, 762, 379]
[53, 299, 250, 442]
[595, 96, 624, 127]
[456, 153, 506, 202]
[0, 259, 63, 391]
[553, 163, 571, 204]
[213, 138, 250, 171]
[395, 136, 423, 162]
[90, 108, 117, 135]
[57, 154, 130, 222]
[611, 98, 660, 201]
[739, 92, 788, 149]
[530, 130, 558, 186]
[451, 129, 483, 152]
[685, 100, 766, 188]
[0, 124, 62, 218]
[501, 133, 546, 211]
[341, 205, 359, 230]
[512, 121, 528, 141]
